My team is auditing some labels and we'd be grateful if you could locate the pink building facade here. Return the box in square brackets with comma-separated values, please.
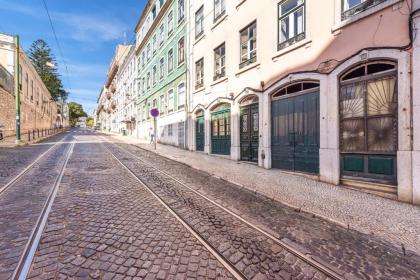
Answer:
[187, 0, 420, 204]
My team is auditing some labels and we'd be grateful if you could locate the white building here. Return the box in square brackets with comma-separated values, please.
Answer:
[115, 46, 138, 137]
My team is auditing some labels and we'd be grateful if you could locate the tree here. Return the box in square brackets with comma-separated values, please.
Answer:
[68, 102, 87, 127]
[86, 117, 94, 128]
[27, 39, 67, 101]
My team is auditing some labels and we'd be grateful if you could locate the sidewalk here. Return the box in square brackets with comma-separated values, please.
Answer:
[106, 133, 420, 254]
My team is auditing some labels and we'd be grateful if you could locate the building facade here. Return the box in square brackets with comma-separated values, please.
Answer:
[186, 0, 420, 204]
[135, 0, 188, 147]
[104, 44, 132, 133]
[0, 33, 58, 138]
[115, 46, 138, 137]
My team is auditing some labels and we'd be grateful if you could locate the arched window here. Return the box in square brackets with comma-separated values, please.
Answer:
[339, 61, 398, 183]
[272, 81, 319, 99]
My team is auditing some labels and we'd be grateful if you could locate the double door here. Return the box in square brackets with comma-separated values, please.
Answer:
[271, 91, 319, 174]
[240, 104, 259, 162]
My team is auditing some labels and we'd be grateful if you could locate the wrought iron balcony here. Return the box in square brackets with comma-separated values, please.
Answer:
[341, 0, 386, 20]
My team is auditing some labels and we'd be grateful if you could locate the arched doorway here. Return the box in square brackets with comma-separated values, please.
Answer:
[271, 81, 320, 173]
[240, 95, 259, 162]
[211, 103, 231, 155]
[339, 61, 398, 184]
[195, 109, 205, 152]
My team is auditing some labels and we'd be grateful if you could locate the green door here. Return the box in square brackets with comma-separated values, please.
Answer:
[240, 103, 259, 162]
[272, 91, 320, 174]
[196, 116, 204, 152]
[211, 109, 231, 155]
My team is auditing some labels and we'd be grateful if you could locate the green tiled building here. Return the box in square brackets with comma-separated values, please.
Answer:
[135, 0, 188, 147]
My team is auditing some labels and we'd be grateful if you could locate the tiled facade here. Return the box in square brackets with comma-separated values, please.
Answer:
[135, 0, 188, 147]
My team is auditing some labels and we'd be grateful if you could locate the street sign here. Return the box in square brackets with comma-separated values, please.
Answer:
[150, 108, 159, 118]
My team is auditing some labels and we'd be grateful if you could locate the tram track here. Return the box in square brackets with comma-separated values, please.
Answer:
[0, 133, 72, 196]
[100, 136, 347, 280]
[11, 142, 75, 280]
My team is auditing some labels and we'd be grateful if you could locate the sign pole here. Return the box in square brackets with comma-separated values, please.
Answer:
[153, 116, 157, 150]
[150, 108, 160, 150]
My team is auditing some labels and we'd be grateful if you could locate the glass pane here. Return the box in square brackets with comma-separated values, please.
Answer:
[213, 119, 218, 136]
[367, 117, 396, 152]
[340, 83, 364, 118]
[295, 7, 304, 35]
[341, 119, 365, 152]
[253, 113, 259, 132]
[226, 113, 231, 136]
[281, 18, 289, 42]
[242, 115, 248, 133]
[367, 77, 396, 116]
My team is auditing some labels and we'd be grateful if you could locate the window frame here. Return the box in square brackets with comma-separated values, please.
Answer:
[341, 0, 387, 20]
[214, 43, 226, 81]
[214, 0, 226, 22]
[168, 10, 174, 35]
[168, 89, 174, 112]
[178, 82, 186, 109]
[195, 5, 204, 39]
[195, 58, 204, 89]
[277, 0, 306, 51]
[239, 21, 257, 69]
[178, 37, 185, 65]
[178, 0, 185, 23]
[168, 48, 174, 73]
[159, 57, 165, 80]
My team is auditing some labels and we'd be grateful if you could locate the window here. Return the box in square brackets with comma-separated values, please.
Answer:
[168, 11, 174, 35]
[159, 24, 165, 46]
[30, 80, 33, 101]
[178, 37, 185, 65]
[168, 89, 174, 112]
[168, 124, 173, 136]
[278, 0, 305, 50]
[153, 35, 157, 53]
[341, 0, 386, 20]
[147, 72, 151, 89]
[178, 82, 185, 109]
[340, 61, 398, 183]
[178, 0, 185, 22]
[147, 44, 151, 60]
[240, 21, 257, 69]
[168, 49, 174, 73]
[195, 59, 204, 89]
[152, 65, 157, 85]
[214, 43, 226, 80]
[195, 6, 204, 38]
[214, 0, 225, 21]
[159, 58, 165, 80]
[160, 95, 166, 114]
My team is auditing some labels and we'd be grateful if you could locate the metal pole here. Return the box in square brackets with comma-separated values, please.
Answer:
[14, 35, 21, 143]
[154, 116, 157, 150]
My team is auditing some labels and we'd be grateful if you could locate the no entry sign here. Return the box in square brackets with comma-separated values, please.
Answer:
[150, 108, 160, 118]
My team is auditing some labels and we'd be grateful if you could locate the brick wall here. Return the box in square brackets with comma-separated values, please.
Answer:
[0, 88, 16, 137]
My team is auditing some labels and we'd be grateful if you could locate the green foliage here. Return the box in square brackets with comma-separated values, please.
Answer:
[27, 39, 68, 101]
[86, 117, 94, 128]
[68, 102, 88, 126]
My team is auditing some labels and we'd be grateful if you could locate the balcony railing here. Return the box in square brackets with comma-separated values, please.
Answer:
[0, 64, 14, 94]
[278, 32, 306, 51]
[239, 56, 257, 70]
[341, 0, 386, 20]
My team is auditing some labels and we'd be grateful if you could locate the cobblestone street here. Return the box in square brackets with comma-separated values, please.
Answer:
[0, 129, 419, 279]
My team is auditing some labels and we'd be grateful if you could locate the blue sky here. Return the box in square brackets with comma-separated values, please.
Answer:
[0, 0, 146, 115]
